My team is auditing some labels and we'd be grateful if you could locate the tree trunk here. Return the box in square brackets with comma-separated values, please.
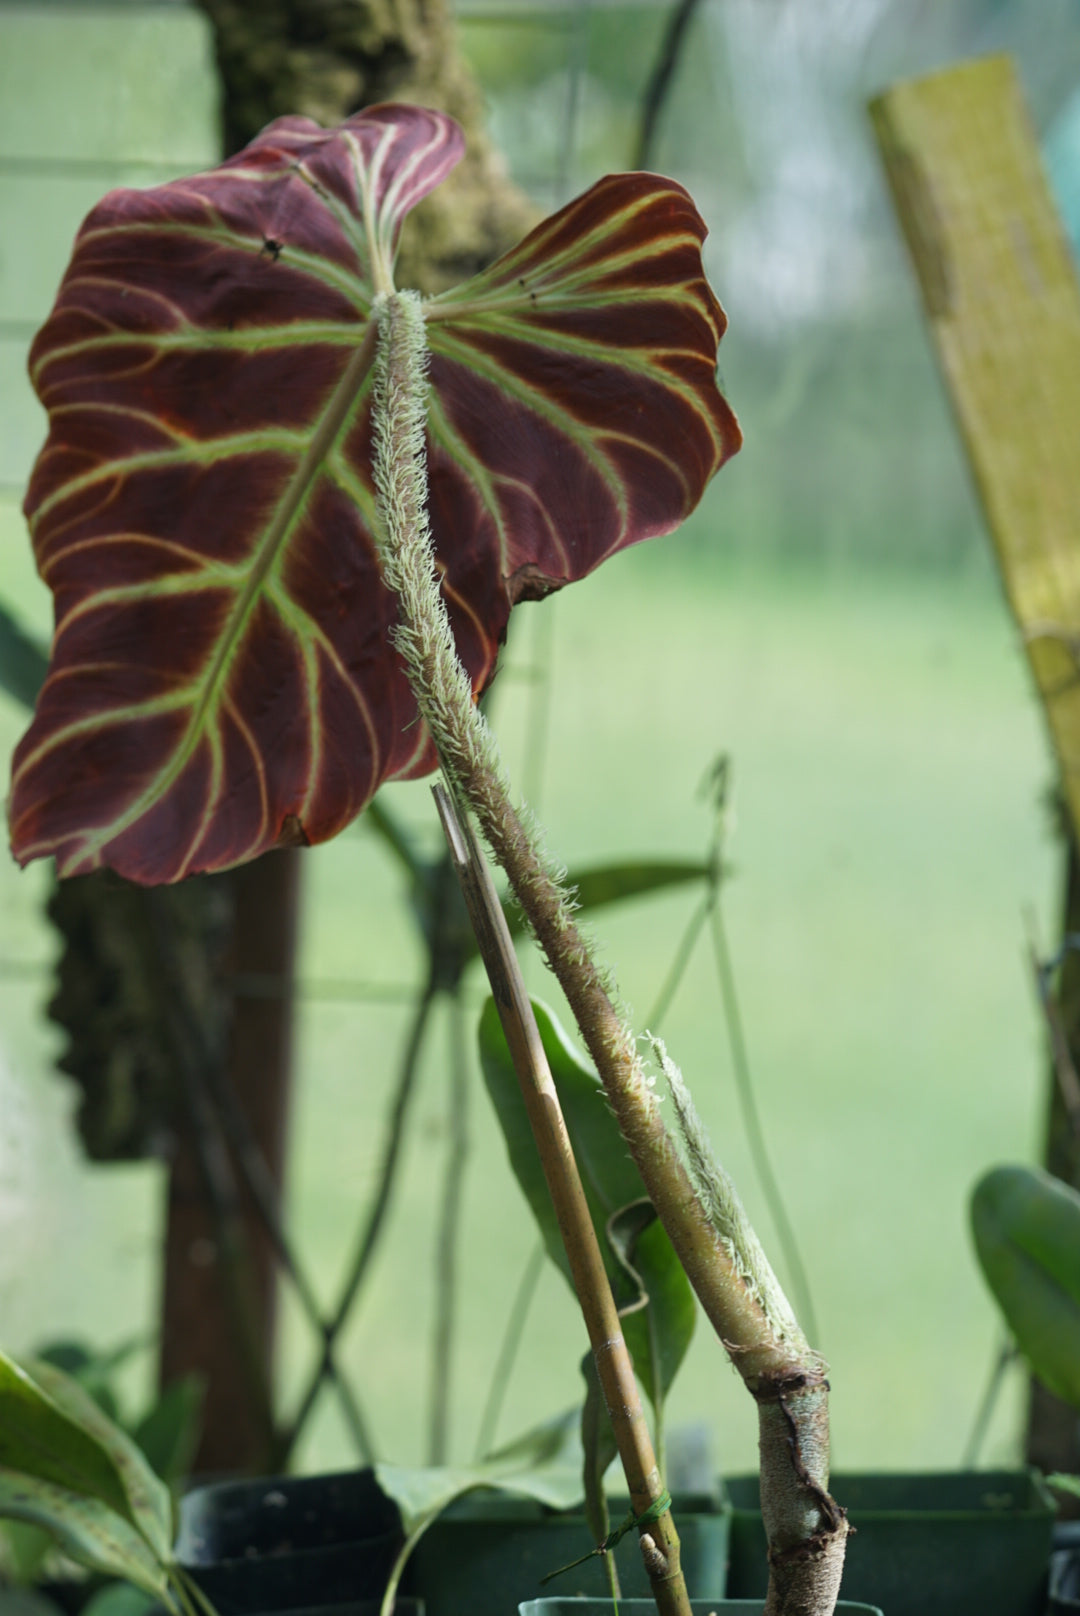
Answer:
[196, 0, 536, 294]
[159, 850, 301, 1475]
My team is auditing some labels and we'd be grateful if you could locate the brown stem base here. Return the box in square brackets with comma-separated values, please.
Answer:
[756, 1374, 848, 1616]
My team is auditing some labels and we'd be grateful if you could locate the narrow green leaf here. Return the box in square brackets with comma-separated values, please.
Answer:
[607, 1202, 695, 1419]
[0, 1351, 133, 1529]
[0, 1470, 168, 1600]
[970, 1164, 1080, 1407]
[502, 859, 710, 944]
[579, 1352, 617, 1547]
[478, 997, 695, 1414]
[25, 1359, 173, 1563]
[565, 860, 710, 916]
[1047, 1472, 1080, 1498]
[478, 997, 636, 1288]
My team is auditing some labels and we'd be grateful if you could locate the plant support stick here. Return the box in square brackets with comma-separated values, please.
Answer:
[434, 783, 690, 1612]
[374, 288, 847, 1616]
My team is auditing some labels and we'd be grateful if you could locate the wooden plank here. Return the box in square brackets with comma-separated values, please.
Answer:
[870, 55, 1080, 841]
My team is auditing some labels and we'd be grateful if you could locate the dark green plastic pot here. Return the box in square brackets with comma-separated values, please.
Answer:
[1049, 1521, 1080, 1612]
[517, 1602, 883, 1615]
[404, 1491, 729, 1616]
[173, 1469, 406, 1613]
[150, 1608, 421, 1616]
[725, 1470, 1054, 1616]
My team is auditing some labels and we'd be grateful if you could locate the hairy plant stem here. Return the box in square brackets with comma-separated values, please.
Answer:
[373, 288, 847, 1614]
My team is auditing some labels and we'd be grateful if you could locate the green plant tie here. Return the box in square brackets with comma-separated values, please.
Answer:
[539, 1489, 673, 1585]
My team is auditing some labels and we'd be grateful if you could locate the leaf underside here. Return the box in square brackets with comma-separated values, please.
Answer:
[11, 103, 739, 884]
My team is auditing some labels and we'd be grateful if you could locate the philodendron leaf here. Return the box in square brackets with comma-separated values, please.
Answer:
[0, 1471, 169, 1603]
[971, 1163, 1080, 1407]
[0, 1351, 134, 1529]
[478, 996, 695, 1413]
[24, 1359, 174, 1562]
[10, 102, 739, 884]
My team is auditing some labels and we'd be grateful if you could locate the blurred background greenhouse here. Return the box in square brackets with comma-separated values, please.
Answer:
[2, 0, 1080, 1486]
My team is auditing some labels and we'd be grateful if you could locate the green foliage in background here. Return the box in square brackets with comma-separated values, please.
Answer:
[0, 1343, 203, 1614]
[479, 998, 696, 1428]
[971, 1165, 1080, 1410]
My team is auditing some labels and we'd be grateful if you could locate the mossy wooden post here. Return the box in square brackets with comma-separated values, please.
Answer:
[870, 55, 1080, 1481]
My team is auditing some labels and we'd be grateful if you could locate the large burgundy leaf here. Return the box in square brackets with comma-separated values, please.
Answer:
[425, 173, 737, 599]
[10, 105, 740, 885]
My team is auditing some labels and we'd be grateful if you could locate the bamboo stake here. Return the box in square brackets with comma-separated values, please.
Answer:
[433, 783, 690, 1613]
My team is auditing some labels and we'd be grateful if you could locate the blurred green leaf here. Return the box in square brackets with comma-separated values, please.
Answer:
[131, 1377, 204, 1490]
[0, 604, 46, 710]
[502, 859, 710, 945]
[32, 1340, 129, 1425]
[1047, 1472, 1080, 1498]
[25, 1360, 173, 1563]
[564, 860, 710, 914]
[81, 1584, 158, 1616]
[0, 1352, 133, 1529]
[478, 997, 694, 1415]
[32, 1343, 95, 1378]
[0, 1472, 168, 1602]
[971, 1164, 1080, 1408]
